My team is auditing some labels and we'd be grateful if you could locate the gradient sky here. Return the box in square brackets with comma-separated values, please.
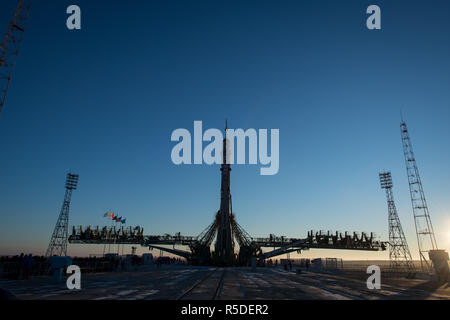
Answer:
[0, 0, 449, 260]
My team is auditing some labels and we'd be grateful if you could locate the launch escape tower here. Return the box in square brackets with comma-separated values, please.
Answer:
[45, 173, 79, 257]
[0, 0, 31, 118]
[400, 121, 438, 272]
[379, 171, 415, 275]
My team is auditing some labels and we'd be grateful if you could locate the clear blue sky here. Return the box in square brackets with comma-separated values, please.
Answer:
[0, 0, 449, 259]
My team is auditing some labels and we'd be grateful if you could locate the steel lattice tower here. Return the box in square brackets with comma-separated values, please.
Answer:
[0, 0, 32, 118]
[400, 121, 438, 272]
[45, 173, 79, 257]
[379, 172, 415, 274]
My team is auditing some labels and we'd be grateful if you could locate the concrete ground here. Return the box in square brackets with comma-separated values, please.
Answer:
[0, 265, 449, 300]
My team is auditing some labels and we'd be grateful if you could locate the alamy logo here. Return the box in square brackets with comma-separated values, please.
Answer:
[66, 265, 81, 290]
[170, 121, 279, 175]
[366, 265, 381, 290]
[366, 5, 381, 30]
[66, 5, 81, 30]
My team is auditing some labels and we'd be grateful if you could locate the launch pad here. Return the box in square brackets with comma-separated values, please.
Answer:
[2, 265, 449, 300]
[69, 124, 386, 266]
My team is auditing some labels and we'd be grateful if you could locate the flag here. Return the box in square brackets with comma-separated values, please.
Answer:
[103, 210, 110, 217]
[109, 212, 115, 219]
[121, 218, 126, 224]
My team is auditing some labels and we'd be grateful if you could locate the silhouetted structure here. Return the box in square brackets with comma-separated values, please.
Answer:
[69, 123, 386, 266]
[0, 0, 31, 118]
[182, 122, 260, 265]
[46, 173, 79, 257]
[400, 121, 438, 272]
[214, 121, 235, 264]
[379, 171, 415, 276]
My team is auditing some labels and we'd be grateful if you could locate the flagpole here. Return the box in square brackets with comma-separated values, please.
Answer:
[116, 216, 125, 256]
[117, 221, 120, 256]
[108, 213, 114, 254]
[107, 219, 110, 254]
[121, 230, 124, 256]
[102, 210, 110, 257]
[113, 214, 118, 255]
[121, 222, 125, 256]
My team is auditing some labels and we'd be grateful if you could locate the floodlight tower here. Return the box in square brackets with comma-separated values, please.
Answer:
[379, 172, 415, 274]
[0, 0, 32, 118]
[46, 173, 79, 257]
[400, 121, 438, 272]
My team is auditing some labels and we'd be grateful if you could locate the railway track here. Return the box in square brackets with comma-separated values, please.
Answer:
[176, 268, 226, 300]
[212, 269, 226, 300]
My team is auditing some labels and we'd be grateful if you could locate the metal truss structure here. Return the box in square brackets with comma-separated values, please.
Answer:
[68, 123, 386, 265]
[0, 0, 31, 118]
[401, 121, 438, 272]
[69, 227, 386, 264]
[46, 173, 79, 257]
[379, 171, 415, 275]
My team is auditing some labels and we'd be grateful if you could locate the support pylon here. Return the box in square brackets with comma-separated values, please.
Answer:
[400, 121, 438, 272]
[0, 0, 32, 118]
[45, 173, 79, 257]
[379, 172, 415, 276]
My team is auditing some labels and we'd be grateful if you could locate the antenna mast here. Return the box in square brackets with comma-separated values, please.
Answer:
[400, 121, 438, 272]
